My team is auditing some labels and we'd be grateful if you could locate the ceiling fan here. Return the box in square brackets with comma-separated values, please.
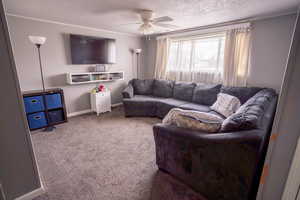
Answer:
[121, 9, 179, 35]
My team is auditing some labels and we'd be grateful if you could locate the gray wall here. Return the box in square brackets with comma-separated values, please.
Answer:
[261, 12, 300, 200]
[0, 1, 41, 199]
[248, 14, 296, 90]
[143, 14, 296, 91]
[7, 16, 144, 114]
[142, 37, 157, 79]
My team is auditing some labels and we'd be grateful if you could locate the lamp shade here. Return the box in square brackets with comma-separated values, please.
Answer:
[134, 49, 142, 54]
[28, 36, 46, 45]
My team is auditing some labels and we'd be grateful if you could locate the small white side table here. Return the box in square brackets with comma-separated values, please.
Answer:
[90, 91, 111, 116]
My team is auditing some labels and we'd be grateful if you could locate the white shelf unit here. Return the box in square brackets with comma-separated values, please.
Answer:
[66, 71, 124, 85]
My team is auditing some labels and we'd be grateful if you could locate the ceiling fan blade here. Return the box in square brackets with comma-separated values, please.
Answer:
[150, 26, 171, 34]
[154, 23, 180, 29]
[153, 16, 173, 23]
[118, 22, 142, 26]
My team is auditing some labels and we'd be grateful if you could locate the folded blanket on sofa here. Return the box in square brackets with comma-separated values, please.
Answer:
[162, 108, 224, 133]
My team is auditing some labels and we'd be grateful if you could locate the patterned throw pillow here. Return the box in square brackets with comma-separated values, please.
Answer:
[175, 114, 222, 133]
[210, 93, 241, 118]
[163, 108, 224, 133]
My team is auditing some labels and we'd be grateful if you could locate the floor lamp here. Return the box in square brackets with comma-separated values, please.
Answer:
[29, 35, 55, 132]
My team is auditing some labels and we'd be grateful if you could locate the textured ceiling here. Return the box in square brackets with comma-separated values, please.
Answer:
[4, 0, 299, 35]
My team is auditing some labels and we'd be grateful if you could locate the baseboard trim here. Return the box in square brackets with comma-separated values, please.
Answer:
[67, 109, 93, 118]
[14, 187, 45, 200]
[67, 103, 123, 117]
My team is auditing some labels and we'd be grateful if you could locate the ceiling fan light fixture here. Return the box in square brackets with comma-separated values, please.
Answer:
[138, 23, 154, 35]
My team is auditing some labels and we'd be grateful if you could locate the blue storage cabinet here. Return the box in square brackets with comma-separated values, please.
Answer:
[22, 88, 67, 131]
[48, 110, 64, 124]
[45, 93, 62, 109]
[23, 96, 45, 113]
[27, 112, 47, 129]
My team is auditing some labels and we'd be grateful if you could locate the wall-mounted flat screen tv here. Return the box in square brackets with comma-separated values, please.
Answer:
[70, 34, 116, 64]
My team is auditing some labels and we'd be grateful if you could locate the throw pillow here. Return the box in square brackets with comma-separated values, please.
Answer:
[221, 86, 262, 104]
[152, 79, 174, 98]
[210, 93, 241, 118]
[192, 84, 222, 106]
[173, 82, 197, 102]
[175, 114, 222, 133]
[132, 79, 154, 95]
[163, 108, 224, 133]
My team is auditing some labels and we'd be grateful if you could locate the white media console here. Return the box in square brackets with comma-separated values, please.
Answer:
[66, 71, 124, 85]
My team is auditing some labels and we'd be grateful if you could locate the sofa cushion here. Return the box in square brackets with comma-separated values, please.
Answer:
[192, 84, 222, 106]
[132, 79, 154, 95]
[130, 95, 166, 102]
[221, 88, 276, 132]
[153, 79, 174, 98]
[173, 82, 196, 102]
[160, 98, 188, 107]
[221, 86, 262, 104]
[123, 95, 166, 117]
[179, 103, 211, 113]
[156, 98, 188, 119]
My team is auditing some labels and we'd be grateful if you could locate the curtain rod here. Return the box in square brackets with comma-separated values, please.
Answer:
[154, 11, 297, 40]
[156, 22, 250, 40]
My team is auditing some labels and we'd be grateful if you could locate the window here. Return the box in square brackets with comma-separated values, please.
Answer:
[167, 34, 226, 74]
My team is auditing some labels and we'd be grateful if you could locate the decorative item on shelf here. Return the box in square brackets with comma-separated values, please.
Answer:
[29, 35, 56, 132]
[98, 85, 105, 92]
[95, 64, 107, 72]
[91, 85, 106, 94]
[99, 74, 108, 80]
[91, 88, 97, 94]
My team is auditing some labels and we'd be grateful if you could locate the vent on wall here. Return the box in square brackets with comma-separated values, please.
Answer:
[0, 183, 6, 200]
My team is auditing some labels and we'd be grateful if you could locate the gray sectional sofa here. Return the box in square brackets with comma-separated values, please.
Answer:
[122, 79, 278, 200]
[122, 79, 265, 119]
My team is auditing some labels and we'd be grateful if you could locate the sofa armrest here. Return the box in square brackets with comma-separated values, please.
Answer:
[122, 83, 134, 99]
[153, 123, 263, 200]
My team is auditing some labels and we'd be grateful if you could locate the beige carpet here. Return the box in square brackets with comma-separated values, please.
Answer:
[31, 107, 205, 200]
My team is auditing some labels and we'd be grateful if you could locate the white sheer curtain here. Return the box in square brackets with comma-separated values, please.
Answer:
[154, 38, 170, 79]
[223, 28, 251, 86]
[165, 34, 225, 83]
[154, 24, 252, 85]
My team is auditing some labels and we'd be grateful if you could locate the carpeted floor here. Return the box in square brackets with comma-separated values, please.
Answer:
[31, 107, 205, 200]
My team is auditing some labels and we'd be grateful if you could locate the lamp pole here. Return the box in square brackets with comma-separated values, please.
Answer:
[36, 44, 46, 92]
[136, 53, 139, 79]
[134, 49, 142, 79]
